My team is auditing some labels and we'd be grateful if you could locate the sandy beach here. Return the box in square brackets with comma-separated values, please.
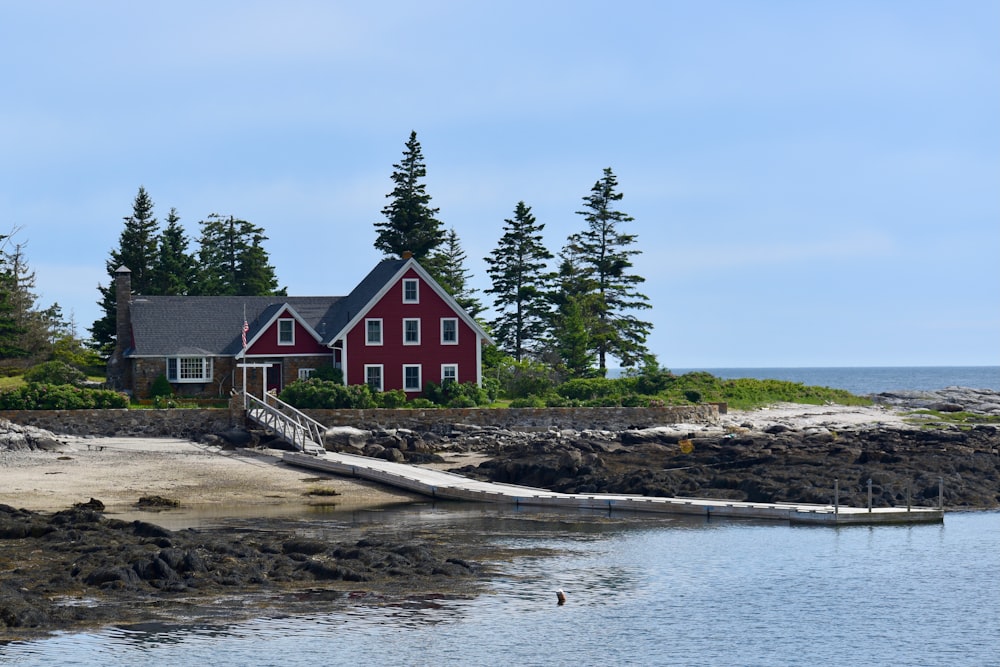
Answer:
[0, 436, 423, 519]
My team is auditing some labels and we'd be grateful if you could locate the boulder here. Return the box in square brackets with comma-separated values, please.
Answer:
[323, 426, 371, 451]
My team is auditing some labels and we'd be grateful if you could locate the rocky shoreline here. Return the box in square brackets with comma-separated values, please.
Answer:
[0, 502, 493, 641]
[2, 386, 998, 640]
[321, 387, 1000, 510]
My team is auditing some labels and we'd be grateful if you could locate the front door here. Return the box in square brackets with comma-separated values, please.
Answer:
[266, 362, 282, 395]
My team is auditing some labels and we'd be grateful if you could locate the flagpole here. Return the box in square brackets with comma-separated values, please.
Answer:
[241, 305, 248, 409]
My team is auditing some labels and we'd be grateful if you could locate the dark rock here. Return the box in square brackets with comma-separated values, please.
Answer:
[282, 538, 328, 555]
[925, 402, 964, 413]
[137, 495, 180, 508]
[73, 498, 105, 511]
[217, 427, 252, 446]
[131, 521, 172, 539]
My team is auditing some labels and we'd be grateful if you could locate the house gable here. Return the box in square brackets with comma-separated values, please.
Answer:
[338, 261, 491, 392]
[243, 305, 330, 356]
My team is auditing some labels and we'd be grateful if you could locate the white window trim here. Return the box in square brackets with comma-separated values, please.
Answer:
[364, 364, 384, 392]
[403, 318, 421, 345]
[365, 318, 383, 346]
[166, 356, 213, 383]
[403, 364, 422, 392]
[298, 368, 315, 380]
[402, 278, 419, 303]
[441, 317, 459, 345]
[278, 318, 295, 346]
[441, 363, 458, 385]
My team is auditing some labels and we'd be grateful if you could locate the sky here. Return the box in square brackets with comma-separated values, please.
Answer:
[1, 1, 998, 368]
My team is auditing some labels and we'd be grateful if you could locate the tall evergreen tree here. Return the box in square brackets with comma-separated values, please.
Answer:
[548, 254, 598, 377]
[193, 214, 283, 296]
[0, 235, 27, 361]
[148, 208, 197, 296]
[373, 131, 445, 260]
[90, 186, 161, 356]
[5, 239, 61, 362]
[426, 228, 483, 317]
[561, 168, 652, 372]
[484, 201, 555, 361]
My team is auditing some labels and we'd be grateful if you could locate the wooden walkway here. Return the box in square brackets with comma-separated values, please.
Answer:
[283, 451, 943, 526]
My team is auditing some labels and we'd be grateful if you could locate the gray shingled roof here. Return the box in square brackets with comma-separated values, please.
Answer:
[126, 259, 407, 357]
[325, 258, 407, 340]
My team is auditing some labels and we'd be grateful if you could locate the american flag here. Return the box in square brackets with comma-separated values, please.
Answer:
[241, 319, 249, 349]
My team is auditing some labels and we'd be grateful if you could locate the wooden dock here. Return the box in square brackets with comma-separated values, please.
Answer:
[283, 451, 944, 526]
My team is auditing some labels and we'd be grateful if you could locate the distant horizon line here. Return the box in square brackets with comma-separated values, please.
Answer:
[628, 364, 1000, 371]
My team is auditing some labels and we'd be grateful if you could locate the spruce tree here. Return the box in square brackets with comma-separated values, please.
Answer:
[561, 168, 652, 372]
[484, 201, 555, 361]
[90, 186, 161, 356]
[426, 228, 483, 317]
[148, 208, 197, 296]
[5, 239, 62, 363]
[0, 236, 27, 361]
[194, 214, 283, 296]
[373, 131, 445, 260]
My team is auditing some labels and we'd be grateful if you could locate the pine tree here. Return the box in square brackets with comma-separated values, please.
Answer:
[561, 168, 652, 372]
[148, 208, 197, 296]
[426, 228, 483, 317]
[90, 186, 161, 356]
[194, 214, 283, 296]
[373, 131, 445, 260]
[0, 235, 27, 361]
[5, 239, 61, 362]
[484, 201, 555, 361]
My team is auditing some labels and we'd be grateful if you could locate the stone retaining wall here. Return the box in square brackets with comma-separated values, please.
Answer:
[1, 404, 719, 438]
[302, 404, 720, 432]
[0, 409, 240, 439]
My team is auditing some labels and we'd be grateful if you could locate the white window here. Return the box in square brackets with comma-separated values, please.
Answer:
[403, 278, 419, 303]
[441, 364, 458, 385]
[403, 318, 421, 345]
[166, 357, 213, 383]
[365, 365, 383, 392]
[298, 368, 315, 380]
[403, 364, 422, 392]
[366, 318, 383, 345]
[278, 318, 294, 345]
[441, 318, 458, 345]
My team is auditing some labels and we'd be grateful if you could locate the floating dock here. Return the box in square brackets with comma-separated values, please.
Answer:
[283, 451, 943, 526]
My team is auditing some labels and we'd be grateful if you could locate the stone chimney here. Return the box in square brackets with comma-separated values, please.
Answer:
[106, 266, 133, 391]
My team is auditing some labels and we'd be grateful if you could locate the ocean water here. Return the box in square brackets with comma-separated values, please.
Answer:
[3, 509, 998, 667]
[670, 366, 1000, 395]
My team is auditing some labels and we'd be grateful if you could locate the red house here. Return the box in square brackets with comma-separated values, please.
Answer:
[107, 255, 493, 399]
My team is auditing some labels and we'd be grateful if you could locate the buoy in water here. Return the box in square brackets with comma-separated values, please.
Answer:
[556, 589, 566, 605]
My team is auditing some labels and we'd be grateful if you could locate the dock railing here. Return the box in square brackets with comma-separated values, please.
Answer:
[244, 391, 326, 455]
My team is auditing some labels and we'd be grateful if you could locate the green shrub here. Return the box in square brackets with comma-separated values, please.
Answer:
[498, 359, 557, 399]
[0, 384, 129, 410]
[377, 389, 408, 408]
[684, 390, 702, 403]
[447, 396, 477, 408]
[621, 394, 652, 407]
[312, 366, 343, 383]
[407, 398, 435, 408]
[558, 377, 623, 401]
[423, 381, 490, 407]
[23, 361, 86, 386]
[544, 395, 580, 408]
[150, 374, 173, 398]
[510, 395, 546, 408]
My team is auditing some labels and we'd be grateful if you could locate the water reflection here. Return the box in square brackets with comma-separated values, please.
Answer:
[5, 511, 996, 666]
